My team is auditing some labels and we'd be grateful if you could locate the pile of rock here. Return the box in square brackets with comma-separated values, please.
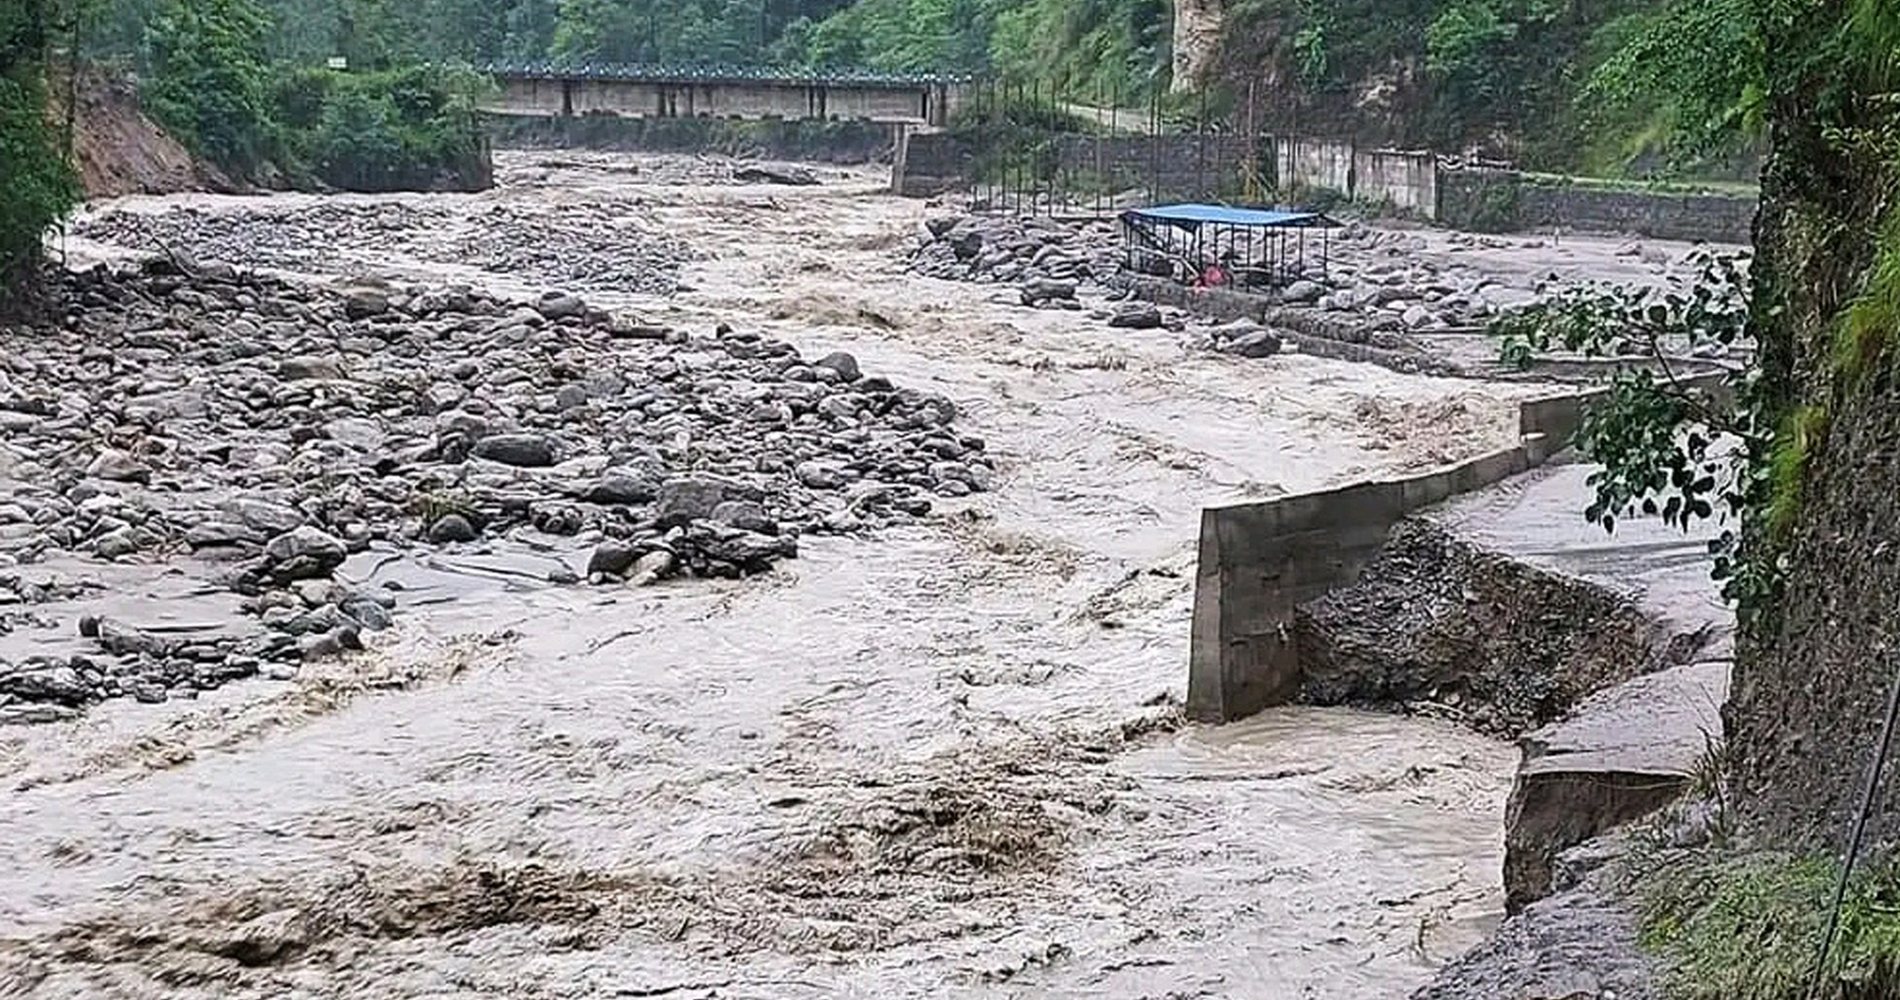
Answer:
[909, 214, 1120, 286]
[444, 202, 698, 295]
[72, 201, 701, 297]
[0, 259, 990, 718]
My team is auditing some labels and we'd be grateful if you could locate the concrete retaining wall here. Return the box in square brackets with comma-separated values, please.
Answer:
[894, 132, 1753, 244]
[895, 131, 1263, 200]
[1187, 395, 1582, 722]
[1437, 168, 1757, 244]
[488, 114, 898, 164]
[896, 130, 974, 196]
[1355, 148, 1438, 216]
[1275, 137, 1354, 198]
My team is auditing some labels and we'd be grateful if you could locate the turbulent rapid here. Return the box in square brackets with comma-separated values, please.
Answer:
[1, 152, 1532, 998]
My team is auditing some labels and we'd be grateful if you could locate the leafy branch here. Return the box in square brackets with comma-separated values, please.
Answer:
[1493, 249, 1775, 615]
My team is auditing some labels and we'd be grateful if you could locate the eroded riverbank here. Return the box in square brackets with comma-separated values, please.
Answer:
[5, 153, 1551, 997]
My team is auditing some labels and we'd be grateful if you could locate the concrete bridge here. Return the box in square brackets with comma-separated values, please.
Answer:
[481, 63, 966, 127]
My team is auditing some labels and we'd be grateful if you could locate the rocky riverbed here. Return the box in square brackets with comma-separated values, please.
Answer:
[906, 209, 1746, 374]
[0, 256, 984, 721]
[1, 151, 1626, 1000]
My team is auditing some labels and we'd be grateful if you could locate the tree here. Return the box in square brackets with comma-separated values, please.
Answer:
[145, 0, 274, 172]
[0, 0, 80, 297]
[1576, 0, 1765, 168]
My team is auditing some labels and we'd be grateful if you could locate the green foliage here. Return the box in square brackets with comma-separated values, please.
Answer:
[1493, 250, 1771, 612]
[1836, 200, 1900, 383]
[1764, 404, 1828, 543]
[1577, 0, 1764, 168]
[1640, 852, 1900, 1000]
[1425, 2, 1519, 107]
[1290, 0, 1330, 87]
[0, 1, 81, 291]
[145, 0, 273, 172]
[275, 64, 490, 191]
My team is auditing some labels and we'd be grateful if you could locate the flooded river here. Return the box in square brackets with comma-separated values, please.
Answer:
[3, 154, 1525, 998]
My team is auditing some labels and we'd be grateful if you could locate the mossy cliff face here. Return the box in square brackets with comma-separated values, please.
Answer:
[1725, 0, 1900, 850]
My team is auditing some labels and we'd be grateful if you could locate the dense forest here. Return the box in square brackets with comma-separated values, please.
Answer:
[13, 0, 1771, 189]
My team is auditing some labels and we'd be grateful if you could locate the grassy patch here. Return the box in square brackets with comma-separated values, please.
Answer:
[1834, 203, 1900, 383]
[1641, 852, 1900, 1000]
[1766, 404, 1830, 541]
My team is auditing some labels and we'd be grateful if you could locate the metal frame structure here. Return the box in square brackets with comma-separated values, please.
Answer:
[1120, 203, 1337, 288]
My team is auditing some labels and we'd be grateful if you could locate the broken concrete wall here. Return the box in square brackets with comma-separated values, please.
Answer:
[1294, 517, 1688, 738]
[1189, 444, 1537, 721]
[1187, 390, 1589, 722]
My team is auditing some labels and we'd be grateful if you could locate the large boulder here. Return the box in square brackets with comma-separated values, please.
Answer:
[263, 526, 347, 582]
[813, 351, 861, 382]
[1281, 279, 1325, 304]
[471, 433, 555, 468]
[656, 474, 738, 528]
[1020, 278, 1077, 306]
[1225, 329, 1284, 358]
[1107, 302, 1164, 329]
[586, 467, 661, 505]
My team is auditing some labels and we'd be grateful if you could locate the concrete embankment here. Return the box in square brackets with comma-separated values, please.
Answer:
[1188, 383, 1735, 993]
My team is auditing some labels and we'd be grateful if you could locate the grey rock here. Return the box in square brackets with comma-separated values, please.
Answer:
[732, 163, 819, 186]
[794, 460, 846, 490]
[711, 500, 778, 535]
[93, 527, 143, 559]
[587, 539, 640, 577]
[1225, 329, 1284, 358]
[813, 351, 862, 382]
[1282, 279, 1325, 304]
[627, 549, 675, 585]
[343, 288, 389, 319]
[1020, 278, 1077, 306]
[226, 498, 306, 536]
[586, 467, 661, 505]
[339, 594, 394, 631]
[471, 433, 555, 468]
[689, 523, 797, 571]
[655, 474, 735, 528]
[185, 521, 259, 550]
[554, 384, 589, 410]
[1107, 302, 1163, 329]
[278, 355, 344, 380]
[427, 514, 478, 543]
[87, 448, 151, 483]
[536, 291, 586, 319]
[0, 665, 92, 705]
[263, 526, 347, 581]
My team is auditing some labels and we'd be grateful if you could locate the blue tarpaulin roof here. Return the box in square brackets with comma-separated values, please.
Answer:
[1122, 203, 1334, 227]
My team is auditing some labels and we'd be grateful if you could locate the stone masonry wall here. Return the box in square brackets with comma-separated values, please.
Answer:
[1438, 167, 1756, 244]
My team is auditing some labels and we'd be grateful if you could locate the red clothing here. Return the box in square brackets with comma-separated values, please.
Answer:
[1200, 264, 1228, 287]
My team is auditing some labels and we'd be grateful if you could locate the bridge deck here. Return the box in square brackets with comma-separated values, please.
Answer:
[480, 63, 966, 126]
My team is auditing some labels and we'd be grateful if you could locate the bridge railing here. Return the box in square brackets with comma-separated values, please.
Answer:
[480, 61, 969, 87]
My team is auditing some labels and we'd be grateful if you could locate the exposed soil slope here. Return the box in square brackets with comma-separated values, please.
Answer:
[51, 69, 229, 199]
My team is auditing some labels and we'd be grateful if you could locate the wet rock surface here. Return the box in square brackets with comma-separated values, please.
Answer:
[1415, 865, 1660, 1000]
[909, 214, 1122, 287]
[0, 259, 988, 720]
[71, 200, 700, 296]
[1504, 659, 1730, 911]
[906, 211, 1743, 382]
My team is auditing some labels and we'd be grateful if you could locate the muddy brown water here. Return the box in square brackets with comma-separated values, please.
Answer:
[3, 154, 1547, 998]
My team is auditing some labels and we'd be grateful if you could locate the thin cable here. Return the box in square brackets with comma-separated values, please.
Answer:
[1806, 648, 1900, 1000]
